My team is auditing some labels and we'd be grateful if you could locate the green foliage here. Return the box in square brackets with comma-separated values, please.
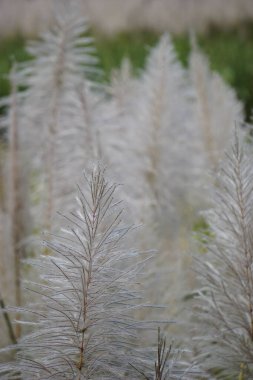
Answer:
[93, 30, 191, 79]
[174, 26, 253, 121]
[173, 34, 191, 67]
[0, 35, 30, 100]
[197, 24, 253, 121]
[93, 30, 159, 80]
[192, 216, 213, 254]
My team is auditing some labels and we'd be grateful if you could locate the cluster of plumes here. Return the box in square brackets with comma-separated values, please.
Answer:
[0, 0, 249, 377]
[0, 0, 103, 345]
[101, 34, 243, 318]
[0, 165, 202, 379]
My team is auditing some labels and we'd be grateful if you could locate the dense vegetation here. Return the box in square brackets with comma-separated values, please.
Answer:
[1, 24, 253, 119]
[0, 2, 253, 379]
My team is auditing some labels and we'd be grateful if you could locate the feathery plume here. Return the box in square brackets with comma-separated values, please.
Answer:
[0, 165, 157, 379]
[189, 39, 243, 171]
[19, 0, 100, 231]
[194, 131, 253, 378]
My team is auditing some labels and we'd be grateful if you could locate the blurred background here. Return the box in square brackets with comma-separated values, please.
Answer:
[0, 0, 253, 120]
[1, 0, 253, 35]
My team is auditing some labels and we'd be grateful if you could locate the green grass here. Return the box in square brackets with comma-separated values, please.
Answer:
[1, 25, 253, 119]
[0, 34, 31, 99]
[94, 30, 159, 80]
[198, 24, 253, 121]
[93, 31, 190, 77]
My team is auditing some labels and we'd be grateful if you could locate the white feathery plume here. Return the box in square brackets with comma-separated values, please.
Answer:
[54, 80, 102, 217]
[0, 165, 202, 379]
[0, 67, 31, 341]
[101, 34, 201, 322]
[189, 40, 243, 172]
[104, 34, 198, 239]
[193, 131, 253, 378]
[19, 0, 100, 231]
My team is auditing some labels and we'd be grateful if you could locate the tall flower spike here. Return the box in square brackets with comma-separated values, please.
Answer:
[1, 165, 156, 379]
[102, 33, 200, 324]
[103, 33, 198, 248]
[189, 39, 243, 172]
[55, 80, 103, 217]
[194, 131, 253, 378]
[0, 66, 31, 345]
[19, 0, 100, 231]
